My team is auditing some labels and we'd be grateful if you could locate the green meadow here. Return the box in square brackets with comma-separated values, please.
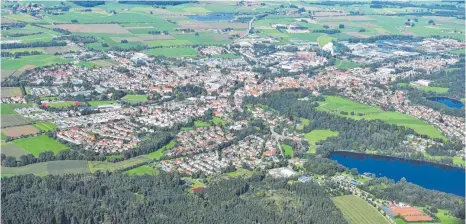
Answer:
[317, 96, 446, 140]
[12, 135, 67, 157]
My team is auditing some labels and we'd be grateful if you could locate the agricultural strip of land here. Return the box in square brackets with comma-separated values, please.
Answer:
[333, 195, 389, 224]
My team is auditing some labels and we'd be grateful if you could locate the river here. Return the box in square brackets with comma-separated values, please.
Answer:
[330, 151, 465, 196]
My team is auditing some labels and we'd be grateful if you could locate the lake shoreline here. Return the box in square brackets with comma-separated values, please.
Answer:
[330, 151, 465, 196]
[329, 150, 464, 170]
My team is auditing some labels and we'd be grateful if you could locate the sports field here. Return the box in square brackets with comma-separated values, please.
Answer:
[12, 135, 67, 157]
[124, 165, 158, 176]
[317, 96, 446, 140]
[333, 195, 389, 224]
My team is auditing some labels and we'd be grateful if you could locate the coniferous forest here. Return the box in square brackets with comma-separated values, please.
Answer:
[1, 172, 348, 224]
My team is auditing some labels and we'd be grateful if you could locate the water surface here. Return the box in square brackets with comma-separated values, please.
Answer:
[330, 151, 465, 196]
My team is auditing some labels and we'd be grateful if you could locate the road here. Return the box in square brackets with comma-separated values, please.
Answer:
[241, 17, 255, 39]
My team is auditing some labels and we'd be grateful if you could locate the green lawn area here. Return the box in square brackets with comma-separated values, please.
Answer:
[296, 117, 310, 130]
[423, 152, 464, 166]
[282, 144, 294, 158]
[212, 117, 226, 125]
[226, 168, 253, 178]
[144, 47, 198, 58]
[413, 85, 449, 94]
[12, 135, 67, 157]
[335, 59, 361, 70]
[88, 100, 116, 106]
[1, 55, 72, 70]
[304, 129, 339, 153]
[333, 195, 389, 224]
[33, 122, 57, 131]
[144, 140, 176, 160]
[194, 120, 210, 128]
[122, 95, 147, 101]
[184, 177, 205, 189]
[123, 165, 158, 176]
[317, 96, 446, 140]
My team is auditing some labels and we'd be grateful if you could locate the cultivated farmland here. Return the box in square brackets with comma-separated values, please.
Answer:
[56, 24, 131, 34]
[1, 115, 31, 128]
[2, 125, 40, 137]
[333, 195, 389, 224]
[1, 87, 22, 97]
[47, 160, 90, 175]
[33, 122, 57, 131]
[1, 143, 31, 158]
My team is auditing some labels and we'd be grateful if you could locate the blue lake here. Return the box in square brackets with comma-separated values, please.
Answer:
[428, 97, 464, 108]
[188, 15, 235, 22]
[330, 151, 465, 196]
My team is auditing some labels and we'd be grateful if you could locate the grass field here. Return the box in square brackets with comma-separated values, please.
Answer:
[296, 118, 310, 130]
[124, 165, 158, 176]
[1, 104, 32, 115]
[33, 122, 56, 131]
[317, 96, 446, 140]
[335, 59, 361, 70]
[194, 120, 210, 128]
[212, 117, 226, 125]
[88, 100, 117, 106]
[305, 129, 339, 153]
[122, 95, 147, 102]
[1, 160, 89, 176]
[333, 195, 389, 224]
[12, 135, 67, 157]
[144, 47, 198, 58]
[144, 140, 176, 160]
[184, 177, 205, 189]
[413, 85, 449, 94]
[88, 156, 151, 173]
[226, 168, 253, 178]
[1, 55, 72, 70]
[282, 144, 294, 158]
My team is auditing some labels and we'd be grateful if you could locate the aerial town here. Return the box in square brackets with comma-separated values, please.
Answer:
[1, 1, 464, 224]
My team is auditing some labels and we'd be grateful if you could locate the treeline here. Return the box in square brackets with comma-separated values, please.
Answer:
[1, 50, 42, 58]
[1, 40, 67, 49]
[4, 31, 43, 38]
[361, 177, 465, 219]
[345, 35, 424, 43]
[118, 1, 192, 5]
[1, 171, 348, 224]
[313, 29, 341, 34]
[70, 1, 105, 7]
